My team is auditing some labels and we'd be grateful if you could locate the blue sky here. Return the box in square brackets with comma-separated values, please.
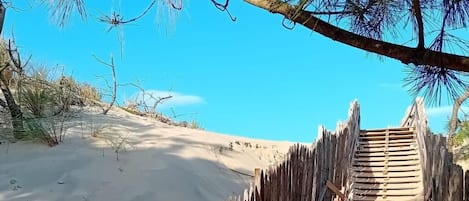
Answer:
[3, 1, 460, 142]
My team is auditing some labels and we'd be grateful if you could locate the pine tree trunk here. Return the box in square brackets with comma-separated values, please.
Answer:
[0, 3, 24, 139]
[0, 73, 24, 139]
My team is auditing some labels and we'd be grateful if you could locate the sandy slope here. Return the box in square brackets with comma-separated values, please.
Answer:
[0, 107, 299, 201]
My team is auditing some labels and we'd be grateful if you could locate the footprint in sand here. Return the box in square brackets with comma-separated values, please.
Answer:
[9, 178, 22, 191]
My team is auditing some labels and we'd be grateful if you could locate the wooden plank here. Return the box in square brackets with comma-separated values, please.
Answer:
[358, 142, 417, 148]
[355, 150, 418, 157]
[358, 139, 415, 144]
[465, 170, 469, 201]
[352, 188, 420, 196]
[326, 180, 346, 200]
[353, 171, 420, 178]
[361, 127, 412, 132]
[359, 134, 415, 140]
[353, 177, 421, 183]
[448, 164, 463, 201]
[354, 160, 420, 167]
[360, 130, 415, 136]
[357, 146, 417, 153]
[354, 155, 420, 162]
[353, 165, 420, 172]
[351, 182, 420, 190]
[351, 195, 420, 201]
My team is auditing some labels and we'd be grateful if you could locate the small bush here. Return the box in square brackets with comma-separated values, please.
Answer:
[455, 122, 469, 147]
[22, 114, 68, 147]
[23, 118, 58, 146]
[78, 83, 101, 101]
[19, 84, 54, 117]
[189, 120, 202, 129]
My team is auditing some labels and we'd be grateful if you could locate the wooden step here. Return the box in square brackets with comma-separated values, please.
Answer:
[353, 177, 422, 184]
[352, 182, 421, 190]
[359, 134, 415, 141]
[361, 127, 413, 132]
[358, 142, 417, 148]
[354, 155, 420, 162]
[354, 171, 420, 178]
[355, 150, 418, 157]
[357, 146, 417, 153]
[360, 130, 415, 137]
[353, 166, 420, 172]
[352, 127, 422, 201]
[359, 139, 415, 145]
[352, 188, 421, 196]
[354, 160, 420, 167]
[351, 195, 420, 201]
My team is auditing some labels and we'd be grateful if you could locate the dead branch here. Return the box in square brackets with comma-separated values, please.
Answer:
[210, 0, 236, 21]
[92, 54, 117, 115]
[99, 0, 158, 29]
[128, 82, 173, 114]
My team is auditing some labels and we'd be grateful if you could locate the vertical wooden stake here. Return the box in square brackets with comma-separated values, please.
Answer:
[254, 168, 261, 190]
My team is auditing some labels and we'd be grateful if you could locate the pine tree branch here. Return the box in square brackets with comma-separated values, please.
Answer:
[412, 0, 425, 49]
[244, 0, 469, 72]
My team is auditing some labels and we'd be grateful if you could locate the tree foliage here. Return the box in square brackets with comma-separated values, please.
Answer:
[454, 120, 469, 147]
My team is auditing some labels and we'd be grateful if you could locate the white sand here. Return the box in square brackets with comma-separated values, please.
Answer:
[0, 107, 299, 201]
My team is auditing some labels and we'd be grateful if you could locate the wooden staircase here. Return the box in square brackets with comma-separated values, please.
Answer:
[350, 127, 424, 201]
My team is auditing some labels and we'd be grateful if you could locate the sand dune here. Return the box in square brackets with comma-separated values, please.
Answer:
[0, 107, 299, 201]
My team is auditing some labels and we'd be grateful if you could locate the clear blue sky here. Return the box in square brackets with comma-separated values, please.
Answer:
[4, 1, 456, 142]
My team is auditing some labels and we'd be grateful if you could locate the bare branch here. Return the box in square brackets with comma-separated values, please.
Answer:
[99, 0, 158, 29]
[128, 82, 173, 113]
[305, 10, 352, 15]
[92, 54, 117, 115]
[210, 0, 236, 21]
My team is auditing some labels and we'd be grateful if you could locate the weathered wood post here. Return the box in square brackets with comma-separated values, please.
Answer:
[254, 168, 261, 190]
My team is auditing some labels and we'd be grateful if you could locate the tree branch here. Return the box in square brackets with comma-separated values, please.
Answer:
[93, 54, 117, 115]
[0, 2, 5, 35]
[412, 0, 425, 49]
[448, 87, 469, 148]
[244, 0, 469, 72]
[305, 10, 351, 15]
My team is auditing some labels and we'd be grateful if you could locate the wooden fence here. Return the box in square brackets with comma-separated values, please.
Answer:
[227, 100, 360, 201]
[401, 98, 465, 201]
[228, 98, 469, 201]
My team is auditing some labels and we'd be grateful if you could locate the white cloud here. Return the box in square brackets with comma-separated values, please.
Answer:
[128, 90, 204, 109]
[426, 105, 469, 117]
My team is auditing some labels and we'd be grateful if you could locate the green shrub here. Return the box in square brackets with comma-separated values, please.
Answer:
[23, 118, 58, 146]
[189, 120, 202, 129]
[455, 121, 469, 147]
[19, 84, 54, 117]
